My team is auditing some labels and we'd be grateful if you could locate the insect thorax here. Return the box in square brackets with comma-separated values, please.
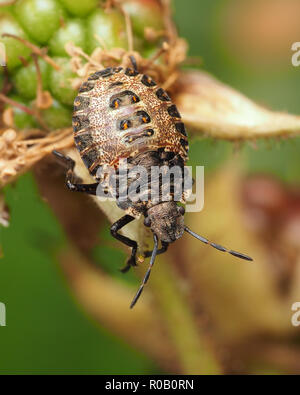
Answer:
[103, 149, 186, 217]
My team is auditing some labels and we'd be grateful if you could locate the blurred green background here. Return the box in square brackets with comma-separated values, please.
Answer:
[1, 0, 300, 374]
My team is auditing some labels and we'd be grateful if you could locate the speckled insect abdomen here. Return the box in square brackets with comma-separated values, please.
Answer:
[72, 66, 189, 177]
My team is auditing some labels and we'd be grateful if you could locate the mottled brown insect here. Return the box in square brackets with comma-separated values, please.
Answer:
[54, 57, 252, 308]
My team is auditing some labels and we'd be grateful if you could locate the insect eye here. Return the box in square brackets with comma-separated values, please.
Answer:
[144, 217, 151, 227]
[110, 98, 121, 109]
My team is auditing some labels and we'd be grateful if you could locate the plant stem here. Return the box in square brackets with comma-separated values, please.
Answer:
[149, 257, 223, 374]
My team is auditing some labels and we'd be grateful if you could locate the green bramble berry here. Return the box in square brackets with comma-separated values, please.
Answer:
[0, 3, 14, 15]
[14, 58, 50, 100]
[142, 45, 161, 61]
[49, 57, 77, 106]
[8, 95, 37, 129]
[49, 19, 86, 56]
[15, 0, 64, 44]
[59, 0, 98, 17]
[86, 9, 127, 54]
[123, 0, 163, 39]
[0, 12, 31, 70]
[1, 0, 164, 130]
[14, 109, 37, 129]
[40, 100, 72, 129]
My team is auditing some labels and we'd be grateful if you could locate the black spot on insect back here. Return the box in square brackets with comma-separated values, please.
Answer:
[88, 68, 114, 80]
[121, 90, 140, 99]
[131, 93, 140, 104]
[73, 96, 90, 112]
[81, 148, 99, 171]
[124, 128, 155, 144]
[180, 138, 189, 152]
[137, 111, 151, 124]
[141, 75, 156, 87]
[167, 105, 181, 118]
[120, 119, 132, 130]
[108, 81, 123, 89]
[156, 88, 171, 101]
[145, 128, 154, 137]
[74, 133, 94, 152]
[110, 91, 140, 109]
[110, 98, 122, 109]
[125, 68, 139, 77]
[72, 116, 90, 133]
[160, 150, 176, 162]
[175, 122, 187, 136]
[79, 81, 94, 93]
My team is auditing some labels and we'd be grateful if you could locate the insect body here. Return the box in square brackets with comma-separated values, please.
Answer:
[53, 58, 253, 308]
[72, 64, 188, 175]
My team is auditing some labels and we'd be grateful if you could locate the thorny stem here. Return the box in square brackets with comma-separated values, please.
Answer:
[66, 43, 102, 68]
[32, 53, 53, 110]
[0, 93, 50, 132]
[119, 4, 134, 52]
[32, 54, 44, 108]
[0, 69, 12, 114]
[162, 70, 179, 90]
[161, 0, 177, 45]
[0, 68, 11, 95]
[0, 93, 33, 115]
[0, 128, 73, 187]
[147, 44, 168, 64]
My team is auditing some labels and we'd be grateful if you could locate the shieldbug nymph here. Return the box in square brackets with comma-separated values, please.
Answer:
[53, 57, 253, 308]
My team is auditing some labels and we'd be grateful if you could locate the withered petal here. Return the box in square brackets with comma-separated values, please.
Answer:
[175, 70, 300, 140]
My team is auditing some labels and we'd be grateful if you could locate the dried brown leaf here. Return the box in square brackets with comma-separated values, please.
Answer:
[0, 128, 73, 187]
[175, 70, 300, 140]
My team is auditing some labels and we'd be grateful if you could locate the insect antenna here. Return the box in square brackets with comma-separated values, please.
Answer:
[184, 226, 253, 261]
[130, 234, 159, 309]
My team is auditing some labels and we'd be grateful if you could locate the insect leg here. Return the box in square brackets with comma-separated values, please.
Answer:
[144, 241, 169, 258]
[110, 215, 138, 273]
[53, 150, 100, 196]
[130, 234, 159, 309]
